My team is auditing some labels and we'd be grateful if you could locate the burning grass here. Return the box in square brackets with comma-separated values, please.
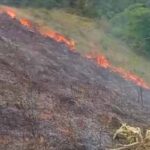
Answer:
[0, 5, 150, 89]
[15, 7, 150, 85]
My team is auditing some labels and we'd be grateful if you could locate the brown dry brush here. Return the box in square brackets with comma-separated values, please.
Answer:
[19, 82, 45, 150]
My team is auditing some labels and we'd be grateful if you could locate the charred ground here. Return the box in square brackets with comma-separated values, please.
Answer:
[0, 14, 150, 150]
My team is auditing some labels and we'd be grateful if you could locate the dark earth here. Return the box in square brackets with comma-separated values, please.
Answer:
[0, 13, 150, 150]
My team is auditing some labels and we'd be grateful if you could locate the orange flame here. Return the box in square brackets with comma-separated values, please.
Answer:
[96, 55, 110, 69]
[0, 6, 16, 18]
[111, 67, 149, 89]
[0, 6, 75, 50]
[40, 29, 75, 50]
[86, 52, 110, 69]
[19, 18, 32, 28]
[0, 6, 149, 89]
[86, 52, 150, 89]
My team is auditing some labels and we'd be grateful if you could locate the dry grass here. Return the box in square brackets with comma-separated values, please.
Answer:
[8, 7, 150, 83]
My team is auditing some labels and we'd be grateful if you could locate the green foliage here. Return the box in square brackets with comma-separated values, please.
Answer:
[111, 4, 150, 53]
[0, 0, 150, 18]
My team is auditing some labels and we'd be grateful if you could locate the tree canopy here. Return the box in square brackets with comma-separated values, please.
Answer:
[111, 4, 150, 53]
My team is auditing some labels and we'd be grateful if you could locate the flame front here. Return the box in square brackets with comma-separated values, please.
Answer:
[86, 52, 110, 69]
[85, 52, 150, 89]
[19, 18, 32, 27]
[39, 29, 75, 50]
[0, 6, 75, 50]
[96, 55, 110, 69]
[111, 67, 149, 89]
[1, 6, 16, 18]
[0, 6, 149, 89]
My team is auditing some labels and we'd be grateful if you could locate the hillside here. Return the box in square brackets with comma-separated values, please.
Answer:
[0, 7, 150, 150]
[16, 7, 150, 84]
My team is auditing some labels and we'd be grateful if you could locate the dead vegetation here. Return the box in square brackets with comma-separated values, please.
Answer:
[111, 124, 150, 150]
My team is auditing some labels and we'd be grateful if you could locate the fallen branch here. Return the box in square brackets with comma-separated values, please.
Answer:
[108, 142, 139, 150]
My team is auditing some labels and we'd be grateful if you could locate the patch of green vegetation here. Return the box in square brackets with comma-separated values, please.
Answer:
[111, 4, 150, 54]
[1, 0, 150, 18]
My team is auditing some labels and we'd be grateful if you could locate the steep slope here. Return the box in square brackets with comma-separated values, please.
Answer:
[18, 7, 150, 84]
[0, 13, 150, 150]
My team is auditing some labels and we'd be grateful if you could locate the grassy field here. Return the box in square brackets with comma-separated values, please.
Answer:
[14, 7, 150, 83]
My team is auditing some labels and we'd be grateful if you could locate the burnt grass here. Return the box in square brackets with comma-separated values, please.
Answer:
[0, 14, 150, 150]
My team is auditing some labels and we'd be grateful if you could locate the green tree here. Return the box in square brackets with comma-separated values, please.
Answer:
[111, 4, 150, 54]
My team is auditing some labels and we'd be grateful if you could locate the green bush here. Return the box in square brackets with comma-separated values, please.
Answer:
[0, 0, 149, 18]
[111, 3, 150, 54]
